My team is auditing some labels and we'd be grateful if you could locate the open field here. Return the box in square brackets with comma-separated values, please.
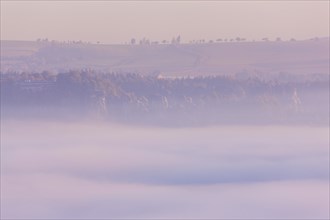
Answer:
[1, 38, 329, 76]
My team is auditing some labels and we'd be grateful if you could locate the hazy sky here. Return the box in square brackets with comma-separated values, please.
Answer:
[1, 1, 329, 44]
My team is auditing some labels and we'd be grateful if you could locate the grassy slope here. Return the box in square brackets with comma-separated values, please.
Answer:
[1, 38, 329, 76]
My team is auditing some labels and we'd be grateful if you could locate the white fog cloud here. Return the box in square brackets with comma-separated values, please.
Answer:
[1, 120, 329, 219]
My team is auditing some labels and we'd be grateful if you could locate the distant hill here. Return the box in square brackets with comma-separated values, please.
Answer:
[1, 38, 329, 77]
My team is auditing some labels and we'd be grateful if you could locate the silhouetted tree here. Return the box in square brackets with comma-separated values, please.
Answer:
[176, 35, 181, 44]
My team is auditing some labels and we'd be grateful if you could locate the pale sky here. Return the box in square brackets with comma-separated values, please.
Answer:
[1, 1, 329, 44]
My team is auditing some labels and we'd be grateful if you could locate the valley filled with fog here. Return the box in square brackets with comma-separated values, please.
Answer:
[1, 39, 329, 219]
[1, 120, 329, 219]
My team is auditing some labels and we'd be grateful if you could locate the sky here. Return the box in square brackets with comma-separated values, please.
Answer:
[1, 1, 329, 44]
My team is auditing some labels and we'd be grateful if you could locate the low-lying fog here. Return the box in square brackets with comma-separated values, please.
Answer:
[1, 119, 329, 219]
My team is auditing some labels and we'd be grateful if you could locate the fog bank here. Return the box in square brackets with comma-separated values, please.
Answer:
[1, 120, 329, 219]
